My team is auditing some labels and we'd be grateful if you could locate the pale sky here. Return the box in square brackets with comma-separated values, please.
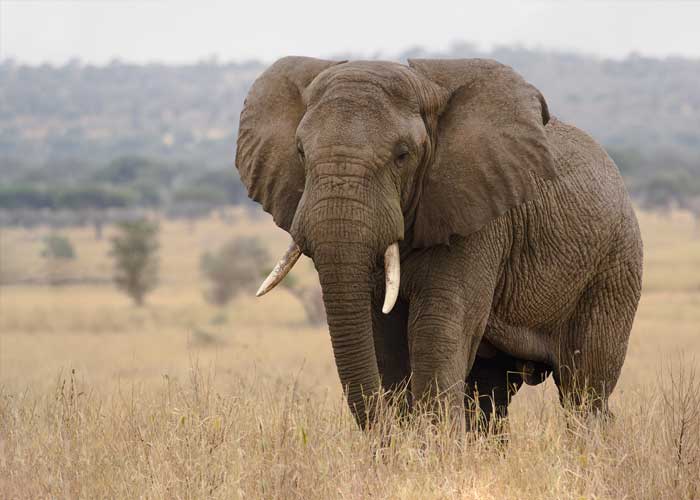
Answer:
[2, 0, 700, 65]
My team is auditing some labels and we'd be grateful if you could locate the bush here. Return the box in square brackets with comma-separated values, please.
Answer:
[41, 234, 76, 260]
[200, 237, 270, 307]
[109, 219, 159, 306]
[41, 233, 77, 286]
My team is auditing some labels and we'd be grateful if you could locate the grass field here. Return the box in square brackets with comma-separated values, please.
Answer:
[1, 207, 699, 499]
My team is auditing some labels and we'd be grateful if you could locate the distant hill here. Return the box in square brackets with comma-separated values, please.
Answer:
[0, 59, 262, 170]
[1, 44, 699, 212]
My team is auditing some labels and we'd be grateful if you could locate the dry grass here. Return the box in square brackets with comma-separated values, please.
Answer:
[1, 207, 699, 499]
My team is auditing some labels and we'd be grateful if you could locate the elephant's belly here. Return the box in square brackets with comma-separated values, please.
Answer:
[495, 264, 588, 331]
[484, 260, 591, 365]
[482, 312, 557, 364]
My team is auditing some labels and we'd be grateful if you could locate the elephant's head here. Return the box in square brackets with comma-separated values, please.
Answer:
[235, 57, 556, 427]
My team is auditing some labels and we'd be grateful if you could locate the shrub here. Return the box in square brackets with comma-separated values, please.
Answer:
[41, 234, 76, 260]
[200, 237, 270, 307]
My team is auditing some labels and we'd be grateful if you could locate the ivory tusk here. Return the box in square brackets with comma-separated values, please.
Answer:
[382, 242, 400, 314]
[256, 241, 302, 297]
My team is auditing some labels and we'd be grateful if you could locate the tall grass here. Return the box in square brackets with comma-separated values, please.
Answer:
[1, 361, 699, 499]
[1, 208, 699, 498]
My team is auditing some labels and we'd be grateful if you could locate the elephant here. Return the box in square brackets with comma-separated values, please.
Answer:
[235, 57, 643, 431]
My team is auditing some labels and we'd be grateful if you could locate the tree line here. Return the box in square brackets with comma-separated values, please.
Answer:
[0, 155, 250, 213]
[2, 44, 700, 216]
[2, 151, 699, 218]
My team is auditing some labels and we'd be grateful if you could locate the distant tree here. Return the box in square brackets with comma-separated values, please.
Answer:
[200, 237, 269, 307]
[109, 219, 159, 306]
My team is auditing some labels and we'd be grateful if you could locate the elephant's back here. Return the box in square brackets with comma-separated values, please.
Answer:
[542, 117, 632, 241]
[544, 117, 628, 204]
[545, 118, 643, 288]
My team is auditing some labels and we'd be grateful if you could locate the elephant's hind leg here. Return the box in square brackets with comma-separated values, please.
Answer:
[553, 260, 642, 415]
[465, 352, 529, 436]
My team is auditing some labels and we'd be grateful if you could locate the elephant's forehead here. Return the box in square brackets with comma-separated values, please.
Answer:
[305, 61, 420, 111]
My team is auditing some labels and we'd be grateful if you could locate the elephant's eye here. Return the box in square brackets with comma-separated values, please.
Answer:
[394, 144, 410, 167]
[297, 141, 305, 161]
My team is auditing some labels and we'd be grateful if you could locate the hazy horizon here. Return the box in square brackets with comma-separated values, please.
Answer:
[3, 40, 698, 68]
[2, 0, 700, 65]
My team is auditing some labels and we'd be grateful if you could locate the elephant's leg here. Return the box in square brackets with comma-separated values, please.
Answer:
[371, 294, 411, 410]
[407, 299, 478, 430]
[553, 262, 641, 415]
[404, 243, 501, 430]
[465, 352, 524, 434]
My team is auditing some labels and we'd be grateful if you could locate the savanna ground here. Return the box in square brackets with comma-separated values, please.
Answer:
[1, 207, 699, 499]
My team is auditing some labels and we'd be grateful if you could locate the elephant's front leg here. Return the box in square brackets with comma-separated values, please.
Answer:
[404, 242, 501, 431]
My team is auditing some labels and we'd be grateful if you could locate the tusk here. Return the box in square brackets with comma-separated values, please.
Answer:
[256, 241, 302, 297]
[382, 242, 400, 314]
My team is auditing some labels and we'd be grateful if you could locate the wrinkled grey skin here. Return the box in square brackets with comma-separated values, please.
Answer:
[235, 57, 643, 430]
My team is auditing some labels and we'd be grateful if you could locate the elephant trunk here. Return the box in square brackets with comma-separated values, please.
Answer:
[284, 162, 404, 429]
[314, 243, 380, 429]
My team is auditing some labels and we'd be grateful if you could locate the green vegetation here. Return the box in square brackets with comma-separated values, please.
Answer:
[109, 220, 160, 306]
[41, 234, 76, 260]
[0, 155, 247, 213]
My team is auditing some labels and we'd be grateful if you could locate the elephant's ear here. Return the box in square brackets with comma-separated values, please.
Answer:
[408, 58, 557, 247]
[236, 57, 343, 231]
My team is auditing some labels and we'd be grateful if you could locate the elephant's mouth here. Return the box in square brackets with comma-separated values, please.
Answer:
[256, 240, 401, 315]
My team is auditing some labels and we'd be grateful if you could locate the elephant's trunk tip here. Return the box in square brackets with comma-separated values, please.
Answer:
[382, 242, 400, 314]
[256, 241, 302, 297]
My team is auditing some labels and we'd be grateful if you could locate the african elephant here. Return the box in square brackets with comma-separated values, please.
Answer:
[235, 57, 643, 430]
